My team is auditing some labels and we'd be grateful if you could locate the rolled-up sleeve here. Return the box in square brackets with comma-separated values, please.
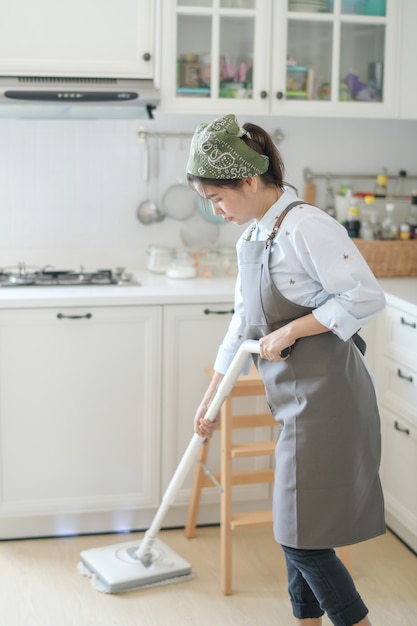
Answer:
[293, 213, 386, 341]
[213, 272, 251, 374]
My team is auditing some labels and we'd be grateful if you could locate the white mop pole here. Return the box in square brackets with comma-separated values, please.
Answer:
[136, 339, 260, 563]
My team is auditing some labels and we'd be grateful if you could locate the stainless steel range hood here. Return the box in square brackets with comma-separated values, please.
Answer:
[0, 76, 160, 119]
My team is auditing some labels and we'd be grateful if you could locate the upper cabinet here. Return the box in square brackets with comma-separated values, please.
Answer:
[0, 0, 157, 79]
[160, 0, 401, 118]
[397, 0, 417, 120]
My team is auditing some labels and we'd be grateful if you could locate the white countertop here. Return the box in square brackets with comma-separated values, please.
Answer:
[0, 270, 236, 309]
[0, 271, 415, 314]
[378, 277, 417, 315]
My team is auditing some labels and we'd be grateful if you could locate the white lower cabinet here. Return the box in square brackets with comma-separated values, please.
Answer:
[0, 305, 162, 539]
[161, 303, 274, 528]
[376, 302, 417, 553]
[380, 406, 417, 553]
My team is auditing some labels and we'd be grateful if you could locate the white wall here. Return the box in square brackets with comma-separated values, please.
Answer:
[1, 111, 416, 270]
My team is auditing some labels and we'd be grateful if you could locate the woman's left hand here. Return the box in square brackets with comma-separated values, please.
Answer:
[259, 328, 295, 361]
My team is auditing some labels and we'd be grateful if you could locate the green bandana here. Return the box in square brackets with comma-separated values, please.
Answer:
[186, 114, 269, 180]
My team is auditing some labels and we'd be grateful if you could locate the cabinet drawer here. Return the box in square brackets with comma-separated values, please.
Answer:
[381, 407, 417, 537]
[379, 356, 417, 424]
[383, 305, 417, 366]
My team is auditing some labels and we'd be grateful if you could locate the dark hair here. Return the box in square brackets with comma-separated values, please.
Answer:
[187, 121, 295, 192]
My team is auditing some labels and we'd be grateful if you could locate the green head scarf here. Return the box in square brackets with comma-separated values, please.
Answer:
[186, 114, 269, 180]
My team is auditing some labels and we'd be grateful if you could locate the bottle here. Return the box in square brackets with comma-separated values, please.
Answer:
[360, 218, 374, 240]
[407, 190, 417, 239]
[380, 203, 398, 240]
[374, 169, 388, 198]
[394, 169, 407, 199]
[346, 205, 361, 238]
[364, 194, 380, 239]
[399, 224, 411, 240]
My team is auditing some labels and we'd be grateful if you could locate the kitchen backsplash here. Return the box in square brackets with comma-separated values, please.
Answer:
[1, 112, 416, 270]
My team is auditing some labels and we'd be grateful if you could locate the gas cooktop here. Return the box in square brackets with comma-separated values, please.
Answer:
[0, 264, 140, 287]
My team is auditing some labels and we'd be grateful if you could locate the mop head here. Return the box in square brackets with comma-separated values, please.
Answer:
[79, 538, 193, 593]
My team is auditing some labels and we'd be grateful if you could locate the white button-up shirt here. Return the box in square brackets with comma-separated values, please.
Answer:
[214, 188, 386, 374]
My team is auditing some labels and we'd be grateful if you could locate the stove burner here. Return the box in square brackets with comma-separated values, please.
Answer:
[0, 264, 139, 287]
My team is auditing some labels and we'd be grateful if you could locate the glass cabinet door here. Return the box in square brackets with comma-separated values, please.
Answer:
[283, 0, 389, 108]
[169, 0, 269, 113]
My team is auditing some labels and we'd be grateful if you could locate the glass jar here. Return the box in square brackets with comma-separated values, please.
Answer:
[198, 249, 222, 278]
[218, 247, 238, 276]
[166, 252, 198, 279]
[146, 245, 176, 273]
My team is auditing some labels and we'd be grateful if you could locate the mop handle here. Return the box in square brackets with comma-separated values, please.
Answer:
[136, 340, 260, 562]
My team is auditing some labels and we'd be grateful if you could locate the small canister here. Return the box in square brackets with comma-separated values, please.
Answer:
[399, 224, 411, 241]
[146, 245, 176, 273]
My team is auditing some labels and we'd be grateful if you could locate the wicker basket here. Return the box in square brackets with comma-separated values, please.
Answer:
[353, 239, 417, 277]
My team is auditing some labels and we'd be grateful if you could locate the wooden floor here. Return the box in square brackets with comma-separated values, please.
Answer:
[0, 526, 416, 626]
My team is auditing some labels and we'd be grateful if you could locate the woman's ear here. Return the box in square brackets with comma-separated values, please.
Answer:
[243, 176, 259, 193]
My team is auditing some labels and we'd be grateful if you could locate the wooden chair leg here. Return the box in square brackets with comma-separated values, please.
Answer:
[337, 546, 354, 577]
[220, 397, 233, 595]
[184, 441, 211, 538]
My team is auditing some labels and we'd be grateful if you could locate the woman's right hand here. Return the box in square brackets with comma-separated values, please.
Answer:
[194, 401, 219, 440]
[194, 370, 224, 440]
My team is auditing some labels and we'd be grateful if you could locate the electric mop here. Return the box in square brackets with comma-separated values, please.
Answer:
[79, 339, 261, 593]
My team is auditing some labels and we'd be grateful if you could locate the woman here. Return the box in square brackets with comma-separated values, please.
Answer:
[186, 114, 386, 626]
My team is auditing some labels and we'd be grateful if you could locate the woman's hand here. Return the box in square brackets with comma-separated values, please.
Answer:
[194, 401, 219, 441]
[259, 314, 330, 361]
[259, 327, 295, 361]
[194, 370, 224, 441]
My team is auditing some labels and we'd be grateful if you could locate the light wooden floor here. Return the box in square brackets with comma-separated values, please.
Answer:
[0, 526, 416, 626]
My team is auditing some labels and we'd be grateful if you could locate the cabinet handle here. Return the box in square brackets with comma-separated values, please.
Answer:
[260, 90, 268, 99]
[203, 308, 234, 316]
[400, 316, 416, 329]
[397, 368, 413, 383]
[276, 91, 284, 100]
[394, 420, 410, 436]
[143, 52, 151, 61]
[57, 313, 92, 320]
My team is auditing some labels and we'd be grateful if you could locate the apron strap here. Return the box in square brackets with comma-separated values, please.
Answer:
[265, 200, 307, 249]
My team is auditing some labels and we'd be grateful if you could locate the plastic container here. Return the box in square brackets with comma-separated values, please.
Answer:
[146, 245, 176, 273]
[286, 66, 308, 100]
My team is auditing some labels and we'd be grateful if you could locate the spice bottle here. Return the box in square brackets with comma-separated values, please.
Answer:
[364, 194, 380, 239]
[394, 169, 407, 199]
[407, 190, 417, 239]
[380, 203, 398, 240]
[399, 224, 411, 240]
[346, 205, 361, 238]
[374, 170, 388, 198]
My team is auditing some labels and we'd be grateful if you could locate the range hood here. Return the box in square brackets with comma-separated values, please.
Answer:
[0, 76, 160, 119]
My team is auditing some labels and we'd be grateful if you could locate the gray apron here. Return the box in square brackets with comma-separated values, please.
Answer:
[239, 202, 385, 549]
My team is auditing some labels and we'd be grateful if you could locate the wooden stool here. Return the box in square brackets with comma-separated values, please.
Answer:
[185, 364, 277, 595]
[185, 364, 353, 595]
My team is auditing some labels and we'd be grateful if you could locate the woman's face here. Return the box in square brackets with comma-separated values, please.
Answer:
[200, 178, 262, 226]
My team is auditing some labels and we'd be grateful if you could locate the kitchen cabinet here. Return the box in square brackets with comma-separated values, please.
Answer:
[160, 0, 399, 118]
[380, 406, 417, 553]
[0, 0, 156, 79]
[375, 302, 417, 552]
[161, 303, 274, 528]
[0, 305, 162, 539]
[397, 0, 417, 120]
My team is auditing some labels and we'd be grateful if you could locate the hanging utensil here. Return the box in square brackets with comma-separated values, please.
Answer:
[136, 138, 165, 225]
[162, 179, 197, 221]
